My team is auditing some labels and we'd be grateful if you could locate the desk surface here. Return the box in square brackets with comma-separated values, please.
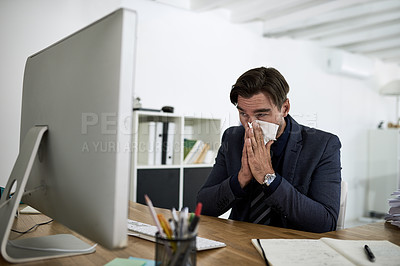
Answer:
[2, 202, 400, 265]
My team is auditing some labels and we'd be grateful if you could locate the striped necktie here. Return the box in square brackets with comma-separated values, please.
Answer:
[249, 150, 274, 225]
[249, 184, 271, 224]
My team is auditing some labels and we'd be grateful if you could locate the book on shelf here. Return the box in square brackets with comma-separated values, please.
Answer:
[252, 237, 400, 266]
[137, 121, 156, 165]
[184, 139, 215, 164]
[194, 143, 209, 164]
[183, 140, 207, 164]
[184, 139, 197, 159]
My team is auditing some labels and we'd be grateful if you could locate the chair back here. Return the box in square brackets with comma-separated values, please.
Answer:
[337, 180, 348, 230]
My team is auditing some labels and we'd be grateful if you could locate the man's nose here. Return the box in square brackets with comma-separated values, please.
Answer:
[248, 116, 257, 123]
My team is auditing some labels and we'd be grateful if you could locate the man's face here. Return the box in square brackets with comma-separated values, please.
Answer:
[236, 92, 290, 138]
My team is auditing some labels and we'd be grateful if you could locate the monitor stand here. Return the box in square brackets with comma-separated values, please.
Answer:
[0, 126, 96, 263]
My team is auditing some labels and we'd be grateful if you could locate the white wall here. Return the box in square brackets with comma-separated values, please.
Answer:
[1, 0, 399, 223]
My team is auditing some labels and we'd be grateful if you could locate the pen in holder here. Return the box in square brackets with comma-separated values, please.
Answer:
[155, 232, 197, 266]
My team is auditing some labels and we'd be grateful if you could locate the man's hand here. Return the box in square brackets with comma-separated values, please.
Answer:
[238, 126, 253, 188]
[246, 122, 274, 184]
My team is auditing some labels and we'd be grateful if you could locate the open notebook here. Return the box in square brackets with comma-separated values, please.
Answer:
[252, 237, 400, 266]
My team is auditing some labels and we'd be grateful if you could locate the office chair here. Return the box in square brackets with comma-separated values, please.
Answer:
[337, 180, 348, 230]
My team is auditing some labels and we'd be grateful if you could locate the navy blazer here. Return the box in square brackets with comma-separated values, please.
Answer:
[197, 115, 341, 233]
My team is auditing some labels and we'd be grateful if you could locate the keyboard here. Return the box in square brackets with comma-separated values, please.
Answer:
[127, 219, 226, 251]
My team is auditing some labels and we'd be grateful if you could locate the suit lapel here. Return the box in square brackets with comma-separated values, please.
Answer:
[281, 116, 303, 184]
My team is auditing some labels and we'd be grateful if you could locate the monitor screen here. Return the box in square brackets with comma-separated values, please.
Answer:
[0, 8, 137, 263]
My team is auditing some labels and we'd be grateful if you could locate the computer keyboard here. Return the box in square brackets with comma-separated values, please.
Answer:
[127, 219, 226, 251]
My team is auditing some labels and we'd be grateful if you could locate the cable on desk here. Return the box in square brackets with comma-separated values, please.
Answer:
[11, 219, 54, 235]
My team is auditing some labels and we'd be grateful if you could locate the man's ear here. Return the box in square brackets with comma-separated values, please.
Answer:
[282, 98, 290, 117]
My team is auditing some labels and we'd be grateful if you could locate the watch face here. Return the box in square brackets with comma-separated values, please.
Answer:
[264, 174, 276, 186]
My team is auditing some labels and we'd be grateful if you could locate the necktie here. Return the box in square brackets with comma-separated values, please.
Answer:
[249, 184, 271, 224]
[249, 150, 274, 225]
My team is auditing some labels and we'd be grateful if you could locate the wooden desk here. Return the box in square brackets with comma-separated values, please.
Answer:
[1, 202, 399, 265]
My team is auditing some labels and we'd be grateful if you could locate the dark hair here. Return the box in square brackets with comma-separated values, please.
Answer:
[230, 67, 289, 109]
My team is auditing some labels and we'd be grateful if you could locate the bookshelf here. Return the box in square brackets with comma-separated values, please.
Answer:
[130, 110, 222, 211]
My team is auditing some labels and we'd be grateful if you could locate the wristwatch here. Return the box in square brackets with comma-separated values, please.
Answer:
[263, 173, 276, 186]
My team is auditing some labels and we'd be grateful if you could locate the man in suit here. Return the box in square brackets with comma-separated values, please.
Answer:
[197, 67, 341, 233]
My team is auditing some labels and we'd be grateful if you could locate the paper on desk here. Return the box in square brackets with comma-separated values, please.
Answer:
[391, 189, 400, 195]
[129, 257, 155, 266]
[391, 221, 400, 227]
[389, 199, 400, 208]
[105, 258, 145, 266]
[20, 206, 41, 214]
[386, 189, 400, 228]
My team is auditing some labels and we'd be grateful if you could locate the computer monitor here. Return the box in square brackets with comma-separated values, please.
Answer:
[0, 8, 137, 263]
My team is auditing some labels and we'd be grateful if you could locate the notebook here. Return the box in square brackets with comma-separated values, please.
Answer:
[252, 237, 400, 266]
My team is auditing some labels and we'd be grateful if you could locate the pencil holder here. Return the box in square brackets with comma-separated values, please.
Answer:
[155, 232, 197, 266]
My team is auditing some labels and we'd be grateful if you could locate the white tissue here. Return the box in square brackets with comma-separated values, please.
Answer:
[248, 120, 279, 144]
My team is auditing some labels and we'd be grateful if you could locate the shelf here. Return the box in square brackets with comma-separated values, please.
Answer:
[130, 111, 221, 210]
[182, 164, 214, 168]
[136, 163, 214, 169]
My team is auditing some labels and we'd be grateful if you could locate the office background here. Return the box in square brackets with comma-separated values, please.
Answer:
[1, 0, 399, 225]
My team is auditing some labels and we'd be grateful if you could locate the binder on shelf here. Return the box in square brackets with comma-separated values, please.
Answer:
[137, 121, 156, 165]
[203, 150, 216, 164]
[154, 122, 163, 165]
[161, 122, 175, 165]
